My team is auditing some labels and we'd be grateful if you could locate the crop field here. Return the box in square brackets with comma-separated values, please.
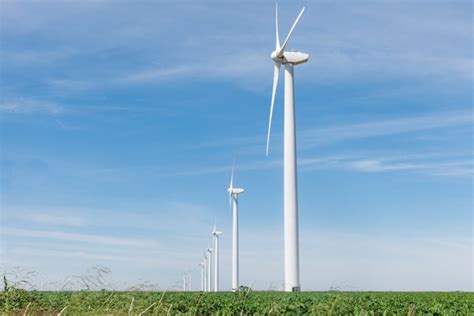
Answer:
[1, 289, 473, 315]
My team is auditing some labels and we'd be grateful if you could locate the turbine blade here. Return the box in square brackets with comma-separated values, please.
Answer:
[277, 7, 305, 56]
[266, 62, 281, 156]
[229, 163, 234, 189]
[275, 3, 280, 50]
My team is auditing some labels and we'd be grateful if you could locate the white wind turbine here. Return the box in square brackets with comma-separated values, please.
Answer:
[206, 246, 213, 292]
[212, 224, 223, 292]
[203, 251, 209, 292]
[188, 271, 192, 292]
[198, 261, 205, 292]
[265, 4, 309, 292]
[227, 164, 244, 292]
[183, 273, 187, 292]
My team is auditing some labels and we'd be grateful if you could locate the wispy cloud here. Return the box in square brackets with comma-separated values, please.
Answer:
[2, 48, 76, 66]
[54, 118, 83, 130]
[301, 111, 472, 148]
[3, 227, 157, 248]
[9, 247, 160, 266]
[48, 79, 92, 91]
[25, 213, 86, 227]
[0, 98, 62, 115]
[114, 51, 267, 86]
[195, 111, 472, 152]
[117, 65, 196, 84]
[300, 154, 473, 177]
[3, 201, 219, 239]
[173, 159, 279, 177]
[349, 159, 418, 172]
[310, 49, 473, 83]
[167, 150, 473, 178]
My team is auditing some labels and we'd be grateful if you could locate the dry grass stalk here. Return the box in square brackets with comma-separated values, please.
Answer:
[156, 290, 167, 311]
[22, 302, 32, 316]
[128, 297, 134, 315]
[57, 305, 68, 316]
[166, 303, 173, 316]
[268, 301, 274, 315]
[139, 302, 156, 316]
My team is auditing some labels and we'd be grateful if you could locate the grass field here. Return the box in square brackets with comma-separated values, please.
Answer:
[1, 288, 473, 315]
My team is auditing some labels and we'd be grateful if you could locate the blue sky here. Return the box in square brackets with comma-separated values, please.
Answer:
[0, 0, 472, 291]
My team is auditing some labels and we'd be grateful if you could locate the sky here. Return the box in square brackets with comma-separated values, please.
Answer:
[0, 0, 472, 291]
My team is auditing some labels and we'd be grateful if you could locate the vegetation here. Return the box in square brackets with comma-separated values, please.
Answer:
[2, 268, 472, 315]
[1, 288, 473, 315]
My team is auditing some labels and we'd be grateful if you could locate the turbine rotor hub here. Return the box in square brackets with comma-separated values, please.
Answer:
[271, 51, 283, 63]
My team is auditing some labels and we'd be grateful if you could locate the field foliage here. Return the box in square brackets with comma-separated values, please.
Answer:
[1, 268, 472, 315]
[1, 288, 473, 315]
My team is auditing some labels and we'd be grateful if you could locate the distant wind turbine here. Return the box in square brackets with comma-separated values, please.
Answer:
[212, 224, 223, 292]
[198, 261, 205, 292]
[183, 273, 187, 292]
[265, 4, 309, 292]
[206, 246, 213, 292]
[203, 251, 208, 292]
[227, 164, 244, 292]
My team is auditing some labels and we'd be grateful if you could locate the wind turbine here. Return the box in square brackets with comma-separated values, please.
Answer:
[227, 164, 244, 292]
[203, 251, 208, 292]
[198, 261, 205, 292]
[206, 246, 213, 292]
[188, 271, 192, 292]
[265, 4, 309, 292]
[212, 224, 223, 292]
[183, 273, 187, 292]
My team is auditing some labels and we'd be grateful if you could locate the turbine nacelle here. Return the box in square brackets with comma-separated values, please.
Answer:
[271, 51, 309, 65]
[212, 223, 222, 236]
[228, 187, 244, 195]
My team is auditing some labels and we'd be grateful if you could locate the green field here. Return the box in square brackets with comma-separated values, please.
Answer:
[1, 289, 473, 315]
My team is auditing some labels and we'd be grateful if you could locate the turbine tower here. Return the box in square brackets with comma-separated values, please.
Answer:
[212, 224, 223, 292]
[265, 4, 308, 292]
[198, 261, 205, 292]
[183, 273, 187, 292]
[203, 251, 208, 292]
[206, 246, 213, 292]
[227, 164, 244, 292]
